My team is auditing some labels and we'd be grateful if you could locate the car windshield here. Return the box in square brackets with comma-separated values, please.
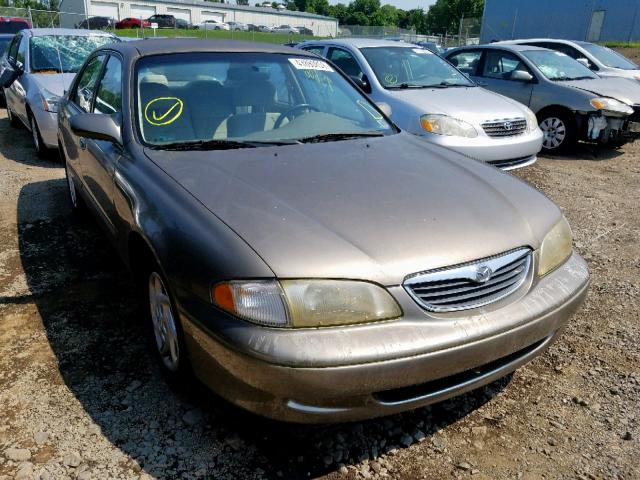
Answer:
[0, 37, 11, 55]
[579, 43, 638, 70]
[30, 35, 117, 73]
[359, 46, 473, 89]
[522, 50, 598, 81]
[135, 52, 394, 148]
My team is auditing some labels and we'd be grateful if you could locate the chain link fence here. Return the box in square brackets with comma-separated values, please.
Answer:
[338, 18, 481, 47]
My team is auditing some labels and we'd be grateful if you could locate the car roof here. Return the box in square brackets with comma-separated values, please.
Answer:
[301, 37, 415, 49]
[98, 38, 317, 58]
[25, 28, 116, 37]
[449, 43, 549, 53]
[499, 38, 586, 46]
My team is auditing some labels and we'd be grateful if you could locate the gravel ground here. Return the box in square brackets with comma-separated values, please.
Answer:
[0, 100, 638, 480]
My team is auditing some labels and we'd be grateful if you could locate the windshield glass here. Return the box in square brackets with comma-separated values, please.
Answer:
[30, 35, 117, 73]
[360, 46, 473, 88]
[0, 37, 11, 55]
[522, 50, 598, 81]
[135, 52, 394, 148]
[579, 43, 638, 70]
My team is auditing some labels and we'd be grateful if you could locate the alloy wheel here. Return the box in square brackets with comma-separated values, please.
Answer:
[540, 117, 566, 150]
[149, 272, 180, 372]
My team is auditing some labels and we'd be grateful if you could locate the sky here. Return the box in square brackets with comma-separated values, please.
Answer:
[328, 0, 436, 11]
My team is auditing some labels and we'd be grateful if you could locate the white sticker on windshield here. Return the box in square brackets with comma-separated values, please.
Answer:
[289, 58, 334, 71]
[412, 48, 433, 54]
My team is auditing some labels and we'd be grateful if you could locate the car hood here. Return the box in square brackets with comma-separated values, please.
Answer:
[29, 72, 75, 97]
[386, 86, 528, 123]
[145, 134, 561, 285]
[598, 68, 640, 80]
[565, 76, 640, 105]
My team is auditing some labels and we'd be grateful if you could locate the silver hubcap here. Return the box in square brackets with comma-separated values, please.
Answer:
[149, 272, 180, 372]
[31, 117, 40, 150]
[540, 117, 566, 149]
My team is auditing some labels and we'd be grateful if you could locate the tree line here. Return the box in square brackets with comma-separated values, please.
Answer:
[239, 0, 484, 35]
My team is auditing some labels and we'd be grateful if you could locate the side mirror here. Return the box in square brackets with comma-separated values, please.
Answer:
[375, 102, 392, 117]
[511, 70, 533, 82]
[576, 57, 591, 69]
[350, 74, 371, 94]
[70, 112, 122, 145]
[0, 62, 19, 88]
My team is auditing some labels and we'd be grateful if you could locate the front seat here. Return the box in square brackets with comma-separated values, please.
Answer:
[222, 77, 278, 138]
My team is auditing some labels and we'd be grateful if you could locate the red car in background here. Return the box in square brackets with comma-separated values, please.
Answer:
[115, 17, 151, 29]
[0, 17, 32, 33]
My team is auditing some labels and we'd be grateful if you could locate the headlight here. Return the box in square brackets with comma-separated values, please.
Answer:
[212, 279, 402, 328]
[590, 97, 633, 115]
[538, 217, 573, 277]
[524, 107, 539, 133]
[420, 114, 478, 138]
[40, 89, 61, 113]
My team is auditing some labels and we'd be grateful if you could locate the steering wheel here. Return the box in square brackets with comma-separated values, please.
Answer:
[274, 104, 319, 129]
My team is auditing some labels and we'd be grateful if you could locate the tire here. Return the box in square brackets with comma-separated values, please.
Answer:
[145, 266, 193, 386]
[29, 112, 48, 158]
[538, 110, 577, 153]
[6, 105, 21, 128]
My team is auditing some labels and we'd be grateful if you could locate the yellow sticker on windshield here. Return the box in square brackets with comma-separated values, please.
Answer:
[144, 97, 184, 126]
[384, 73, 398, 85]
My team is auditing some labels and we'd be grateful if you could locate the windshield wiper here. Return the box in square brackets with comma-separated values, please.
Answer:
[388, 83, 429, 89]
[298, 132, 385, 143]
[151, 139, 298, 151]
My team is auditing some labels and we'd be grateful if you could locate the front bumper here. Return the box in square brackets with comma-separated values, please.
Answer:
[181, 252, 589, 423]
[31, 105, 58, 149]
[417, 128, 543, 167]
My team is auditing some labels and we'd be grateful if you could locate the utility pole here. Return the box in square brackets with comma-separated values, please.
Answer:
[458, 12, 464, 46]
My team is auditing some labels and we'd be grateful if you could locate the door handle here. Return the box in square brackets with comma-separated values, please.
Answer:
[79, 138, 87, 150]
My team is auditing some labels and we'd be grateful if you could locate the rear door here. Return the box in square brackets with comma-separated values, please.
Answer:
[477, 49, 534, 106]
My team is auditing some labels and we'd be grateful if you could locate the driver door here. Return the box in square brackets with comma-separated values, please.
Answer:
[3, 34, 28, 124]
[478, 49, 534, 107]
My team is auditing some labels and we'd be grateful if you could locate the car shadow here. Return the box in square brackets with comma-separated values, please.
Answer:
[16, 179, 510, 479]
[0, 114, 61, 168]
[540, 141, 626, 161]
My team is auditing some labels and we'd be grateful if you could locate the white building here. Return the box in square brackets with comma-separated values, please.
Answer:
[59, 0, 338, 36]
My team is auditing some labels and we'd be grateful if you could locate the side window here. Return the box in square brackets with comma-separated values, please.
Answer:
[448, 51, 482, 75]
[16, 35, 27, 65]
[94, 56, 122, 115]
[72, 55, 105, 112]
[327, 47, 364, 80]
[302, 46, 325, 56]
[482, 50, 530, 80]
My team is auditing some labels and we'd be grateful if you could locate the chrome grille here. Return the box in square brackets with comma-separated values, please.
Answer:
[404, 248, 531, 312]
[482, 118, 527, 137]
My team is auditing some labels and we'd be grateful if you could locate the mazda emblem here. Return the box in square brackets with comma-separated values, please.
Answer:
[474, 265, 493, 283]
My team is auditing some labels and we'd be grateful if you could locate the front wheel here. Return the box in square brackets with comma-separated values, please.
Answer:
[147, 269, 192, 384]
[539, 111, 576, 153]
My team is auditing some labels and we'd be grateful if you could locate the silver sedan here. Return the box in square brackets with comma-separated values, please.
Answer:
[298, 38, 542, 170]
[0, 28, 117, 157]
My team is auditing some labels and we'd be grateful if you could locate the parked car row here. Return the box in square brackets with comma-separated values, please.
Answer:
[297, 37, 640, 159]
[73, 14, 315, 35]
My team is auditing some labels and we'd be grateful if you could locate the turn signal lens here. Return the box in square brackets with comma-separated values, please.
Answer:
[212, 281, 289, 327]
